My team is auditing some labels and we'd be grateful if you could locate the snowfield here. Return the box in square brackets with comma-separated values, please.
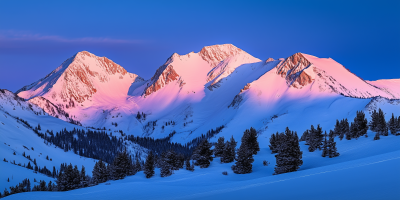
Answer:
[4, 133, 400, 200]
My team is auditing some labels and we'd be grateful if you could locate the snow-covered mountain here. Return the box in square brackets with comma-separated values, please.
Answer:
[15, 44, 400, 145]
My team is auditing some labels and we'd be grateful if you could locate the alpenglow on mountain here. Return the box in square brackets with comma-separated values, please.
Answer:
[16, 44, 400, 144]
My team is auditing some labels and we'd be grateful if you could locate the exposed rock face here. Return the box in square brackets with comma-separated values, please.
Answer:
[143, 64, 181, 97]
[276, 53, 314, 89]
[266, 58, 275, 62]
[199, 44, 243, 68]
[240, 83, 251, 93]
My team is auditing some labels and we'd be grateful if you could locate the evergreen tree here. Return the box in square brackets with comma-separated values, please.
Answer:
[47, 181, 53, 191]
[397, 116, 400, 135]
[110, 149, 131, 180]
[299, 130, 309, 143]
[57, 163, 78, 191]
[135, 157, 142, 173]
[221, 136, 237, 163]
[348, 122, 355, 140]
[92, 160, 108, 184]
[328, 130, 340, 158]
[340, 119, 350, 140]
[3, 188, 9, 197]
[308, 125, 323, 152]
[369, 109, 379, 132]
[80, 165, 89, 188]
[72, 165, 81, 189]
[321, 132, 329, 157]
[370, 109, 388, 136]
[353, 111, 369, 138]
[243, 127, 260, 155]
[388, 113, 398, 135]
[378, 109, 388, 136]
[144, 151, 155, 178]
[333, 119, 341, 137]
[269, 132, 279, 153]
[214, 137, 225, 157]
[191, 139, 213, 168]
[274, 129, 303, 175]
[39, 180, 47, 191]
[232, 132, 254, 174]
[160, 151, 173, 177]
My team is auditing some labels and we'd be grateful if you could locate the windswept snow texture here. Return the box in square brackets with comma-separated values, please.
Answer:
[15, 44, 400, 146]
[5, 134, 400, 200]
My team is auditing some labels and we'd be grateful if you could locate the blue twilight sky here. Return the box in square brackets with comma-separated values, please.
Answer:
[0, 0, 399, 92]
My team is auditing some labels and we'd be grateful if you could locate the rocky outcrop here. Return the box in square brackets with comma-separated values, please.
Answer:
[143, 64, 182, 97]
[276, 53, 314, 89]
[266, 58, 275, 62]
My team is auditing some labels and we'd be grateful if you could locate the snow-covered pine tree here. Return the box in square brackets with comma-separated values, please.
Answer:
[274, 128, 303, 175]
[397, 116, 400, 135]
[353, 111, 368, 138]
[369, 109, 379, 132]
[72, 165, 81, 189]
[232, 132, 254, 174]
[340, 119, 350, 140]
[334, 119, 341, 137]
[348, 122, 355, 140]
[80, 165, 89, 188]
[299, 130, 309, 143]
[144, 151, 155, 178]
[243, 127, 260, 155]
[328, 130, 340, 158]
[57, 163, 77, 191]
[39, 180, 47, 191]
[191, 139, 213, 168]
[338, 121, 345, 140]
[388, 113, 398, 135]
[214, 137, 225, 157]
[110, 149, 131, 180]
[321, 131, 329, 157]
[135, 157, 141, 173]
[269, 132, 279, 153]
[378, 109, 388, 136]
[176, 153, 185, 169]
[308, 125, 323, 152]
[221, 136, 236, 163]
[160, 151, 173, 177]
[92, 159, 108, 184]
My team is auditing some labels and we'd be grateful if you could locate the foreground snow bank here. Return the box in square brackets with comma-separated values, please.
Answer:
[5, 135, 400, 200]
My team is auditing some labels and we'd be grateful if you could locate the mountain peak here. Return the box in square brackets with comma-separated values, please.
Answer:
[199, 44, 243, 68]
[75, 51, 94, 58]
[17, 51, 142, 103]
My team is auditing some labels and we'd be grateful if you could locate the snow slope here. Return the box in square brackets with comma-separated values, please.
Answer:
[0, 89, 147, 190]
[367, 79, 400, 98]
[5, 133, 400, 200]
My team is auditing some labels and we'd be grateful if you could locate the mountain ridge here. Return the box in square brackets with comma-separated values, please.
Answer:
[13, 44, 400, 144]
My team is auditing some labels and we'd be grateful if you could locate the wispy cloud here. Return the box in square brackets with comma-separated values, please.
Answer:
[0, 30, 143, 44]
